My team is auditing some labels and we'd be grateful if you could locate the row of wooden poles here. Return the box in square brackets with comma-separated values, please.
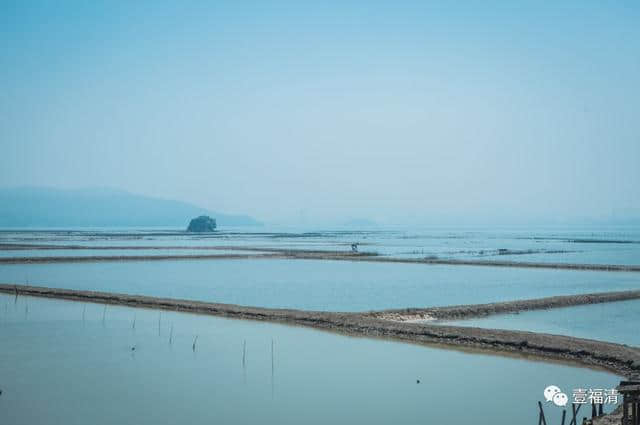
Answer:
[537, 401, 603, 425]
[538, 379, 640, 425]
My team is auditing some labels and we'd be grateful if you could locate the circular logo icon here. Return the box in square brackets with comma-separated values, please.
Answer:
[553, 392, 569, 407]
[544, 385, 561, 402]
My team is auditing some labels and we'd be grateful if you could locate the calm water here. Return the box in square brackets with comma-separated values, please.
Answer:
[0, 249, 262, 258]
[1, 259, 639, 311]
[0, 294, 621, 425]
[440, 299, 640, 347]
[1, 225, 639, 265]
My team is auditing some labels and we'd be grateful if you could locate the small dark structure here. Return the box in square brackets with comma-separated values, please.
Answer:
[187, 215, 216, 232]
[351, 243, 358, 253]
[537, 399, 603, 425]
[621, 380, 640, 425]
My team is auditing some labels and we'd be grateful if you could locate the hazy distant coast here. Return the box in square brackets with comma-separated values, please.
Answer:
[0, 187, 261, 227]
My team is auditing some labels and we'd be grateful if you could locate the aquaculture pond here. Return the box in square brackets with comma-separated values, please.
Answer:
[0, 294, 622, 425]
[1, 259, 639, 311]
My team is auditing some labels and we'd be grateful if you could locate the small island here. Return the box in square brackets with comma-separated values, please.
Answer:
[186, 215, 217, 232]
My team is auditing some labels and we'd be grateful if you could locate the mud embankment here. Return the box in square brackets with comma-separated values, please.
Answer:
[0, 250, 373, 264]
[0, 245, 639, 272]
[413, 257, 640, 272]
[373, 289, 640, 322]
[1, 283, 639, 379]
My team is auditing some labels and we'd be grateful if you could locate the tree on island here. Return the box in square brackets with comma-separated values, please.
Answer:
[187, 215, 217, 232]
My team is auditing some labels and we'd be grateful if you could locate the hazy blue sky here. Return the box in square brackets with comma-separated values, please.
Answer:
[1, 1, 639, 224]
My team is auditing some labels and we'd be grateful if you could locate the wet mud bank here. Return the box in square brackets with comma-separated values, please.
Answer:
[372, 289, 640, 322]
[0, 249, 373, 264]
[1, 283, 639, 379]
[411, 257, 640, 272]
[1, 246, 639, 272]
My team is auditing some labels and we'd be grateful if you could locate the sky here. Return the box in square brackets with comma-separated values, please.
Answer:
[1, 0, 639, 225]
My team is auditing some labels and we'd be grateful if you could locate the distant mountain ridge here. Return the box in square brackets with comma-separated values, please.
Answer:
[0, 187, 261, 228]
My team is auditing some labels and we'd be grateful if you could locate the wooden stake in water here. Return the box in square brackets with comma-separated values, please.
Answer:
[571, 401, 583, 425]
[102, 306, 106, 326]
[169, 324, 173, 345]
[271, 338, 275, 397]
[132, 313, 136, 330]
[538, 401, 547, 425]
[158, 312, 162, 336]
[241, 339, 247, 384]
[242, 340, 246, 369]
[82, 305, 86, 323]
[192, 335, 198, 352]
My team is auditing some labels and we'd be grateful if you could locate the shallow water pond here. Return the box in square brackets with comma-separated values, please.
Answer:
[0, 249, 263, 258]
[0, 294, 622, 425]
[1, 259, 639, 311]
